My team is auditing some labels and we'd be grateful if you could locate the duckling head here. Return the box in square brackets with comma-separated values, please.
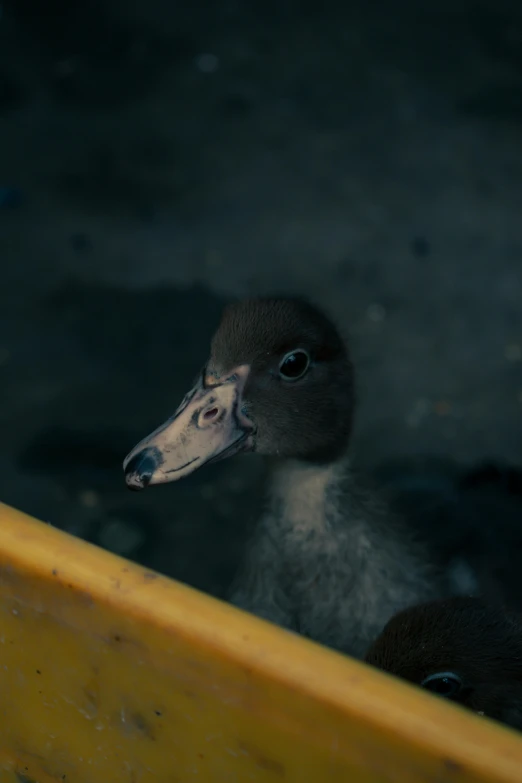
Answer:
[123, 297, 354, 490]
[365, 596, 522, 731]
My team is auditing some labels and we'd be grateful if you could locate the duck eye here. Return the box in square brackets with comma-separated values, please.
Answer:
[279, 350, 310, 381]
[421, 672, 463, 699]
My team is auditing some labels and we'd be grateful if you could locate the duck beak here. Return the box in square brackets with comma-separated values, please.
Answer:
[123, 365, 254, 490]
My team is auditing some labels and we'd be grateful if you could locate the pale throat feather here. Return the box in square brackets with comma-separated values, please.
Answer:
[268, 459, 347, 541]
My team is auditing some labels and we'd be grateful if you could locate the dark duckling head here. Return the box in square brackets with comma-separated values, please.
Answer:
[365, 596, 522, 731]
[124, 297, 354, 490]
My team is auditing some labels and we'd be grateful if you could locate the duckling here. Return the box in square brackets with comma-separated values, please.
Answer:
[123, 297, 445, 658]
[365, 596, 522, 732]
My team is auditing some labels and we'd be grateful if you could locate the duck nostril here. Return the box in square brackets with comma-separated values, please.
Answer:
[203, 406, 220, 421]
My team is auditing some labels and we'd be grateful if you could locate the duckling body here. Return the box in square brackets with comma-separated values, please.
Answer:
[123, 297, 446, 658]
[230, 459, 442, 657]
[365, 596, 522, 731]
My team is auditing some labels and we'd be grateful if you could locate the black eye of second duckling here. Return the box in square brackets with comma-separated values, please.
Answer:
[278, 350, 310, 381]
[421, 671, 463, 699]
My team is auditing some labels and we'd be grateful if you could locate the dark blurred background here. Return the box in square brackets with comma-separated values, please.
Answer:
[1, 0, 521, 597]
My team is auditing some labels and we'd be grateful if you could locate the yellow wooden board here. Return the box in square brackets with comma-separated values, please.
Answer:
[0, 501, 520, 783]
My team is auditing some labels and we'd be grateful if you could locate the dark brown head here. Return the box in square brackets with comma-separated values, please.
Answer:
[365, 596, 522, 731]
[123, 297, 354, 489]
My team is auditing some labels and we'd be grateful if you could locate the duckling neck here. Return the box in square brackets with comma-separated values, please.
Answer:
[267, 457, 346, 537]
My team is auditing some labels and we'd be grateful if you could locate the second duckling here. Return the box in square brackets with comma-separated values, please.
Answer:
[365, 596, 522, 732]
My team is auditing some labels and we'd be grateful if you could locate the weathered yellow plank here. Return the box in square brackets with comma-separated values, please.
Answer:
[0, 501, 520, 783]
